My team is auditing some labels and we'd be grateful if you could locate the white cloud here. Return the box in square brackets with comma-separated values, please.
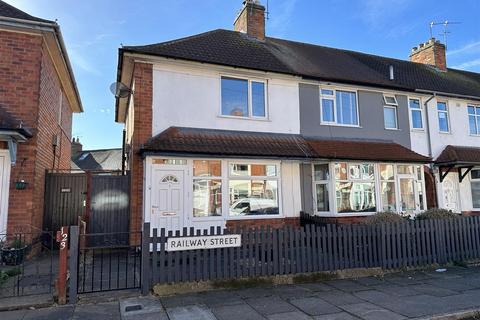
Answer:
[68, 49, 101, 76]
[361, 0, 412, 29]
[447, 40, 480, 56]
[452, 58, 480, 70]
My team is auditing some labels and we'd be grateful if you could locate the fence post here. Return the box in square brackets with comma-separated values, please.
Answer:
[68, 226, 79, 304]
[141, 222, 151, 295]
[56, 226, 69, 305]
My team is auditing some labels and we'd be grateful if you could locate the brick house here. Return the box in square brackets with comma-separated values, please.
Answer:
[0, 1, 82, 234]
[115, 0, 480, 233]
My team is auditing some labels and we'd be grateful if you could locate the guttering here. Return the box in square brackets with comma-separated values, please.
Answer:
[0, 16, 83, 112]
[423, 93, 436, 160]
[415, 89, 480, 102]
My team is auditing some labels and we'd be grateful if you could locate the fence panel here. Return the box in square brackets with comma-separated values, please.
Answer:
[143, 217, 480, 289]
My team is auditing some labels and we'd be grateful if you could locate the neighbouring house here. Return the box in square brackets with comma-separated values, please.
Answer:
[71, 138, 123, 172]
[0, 1, 82, 234]
[115, 0, 480, 233]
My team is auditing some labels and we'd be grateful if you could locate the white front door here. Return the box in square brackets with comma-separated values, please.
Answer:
[0, 150, 11, 233]
[150, 166, 185, 232]
[442, 174, 460, 212]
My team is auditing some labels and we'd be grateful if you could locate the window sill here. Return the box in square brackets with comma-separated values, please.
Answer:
[320, 122, 362, 128]
[385, 127, 400, 131]
[439, 131, 451, 135]
[218, 115, 270, 122]
[227, 214, 284, 220]
[411, 128, 425, 132]
[469, 134, 480, 137]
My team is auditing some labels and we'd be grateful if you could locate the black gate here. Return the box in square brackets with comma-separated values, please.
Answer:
[43, 171, 131, 244]
[76, 232, 141, 294]
[0, 230, 56, 298]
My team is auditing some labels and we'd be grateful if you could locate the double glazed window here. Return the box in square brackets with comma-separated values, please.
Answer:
[221, 77, 266, 118]
[437, 102, 449, 133]
[380, 164, 396, 212]
[468, 105, 480, 135]
[321, 89, 358, 126]
[471, 169, 480, 209]
[229, 163, 279, 216]
[383, 95, 398, 129]
[335, 163, 376, 213]
[193, 160, 222, 217]
[313, 164, 330, 212]
[409, 98, 423, 129]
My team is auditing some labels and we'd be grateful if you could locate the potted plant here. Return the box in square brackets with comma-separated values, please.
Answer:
[1, 238, 27, 265]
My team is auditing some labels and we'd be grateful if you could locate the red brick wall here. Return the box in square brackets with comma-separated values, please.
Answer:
[226, 217, 300, 231]
[0, 31, 73, 233]
[129, 62, 153, 233]
[410, 39, 447, 71]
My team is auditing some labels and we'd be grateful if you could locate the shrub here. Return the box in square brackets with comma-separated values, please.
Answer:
[364, 211, 405, 225]
[416, 208, 458, 220]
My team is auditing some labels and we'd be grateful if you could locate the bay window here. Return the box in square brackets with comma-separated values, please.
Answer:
[193, 160, 222, 217]
[221, 76, 267, 119]
[335, 163, 376, 213]
[471, 169, 480, 208]
[320, 89, 358, 126]
[313, 164, 330, 212]
[229, 163, 279, 216]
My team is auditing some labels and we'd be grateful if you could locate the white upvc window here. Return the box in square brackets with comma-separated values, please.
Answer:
[228, 162, 280, 217]
[383, 94, 398, 106]
[437, 101, 450, 133]
[192, 160, 223, 218]
[220, 76, 267, 119]
[471, 169, 480, 209]
[409, 98, 424, 130]
[468, 105, 480, 135]
[312, 163, 330, 213]
[320, 88, 359, 126]
[383, 105, 398, 129]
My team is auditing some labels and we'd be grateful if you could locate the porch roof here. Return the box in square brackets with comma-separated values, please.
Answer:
[141, 127, 430, 163]
[435, 145, 480, 166]
[0, 105, 32, 141]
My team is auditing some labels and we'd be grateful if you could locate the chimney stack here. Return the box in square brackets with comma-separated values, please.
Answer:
[71, 137, 83, 159]
[233, 0, 266, 40]
[410, 38, 447, 71]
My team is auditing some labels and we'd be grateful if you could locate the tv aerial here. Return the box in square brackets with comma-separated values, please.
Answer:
[429, 20, 461, 49]
[109, 82, 133, 99]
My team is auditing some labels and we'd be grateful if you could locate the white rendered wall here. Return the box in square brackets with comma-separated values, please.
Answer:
[151, 63, 300, 136]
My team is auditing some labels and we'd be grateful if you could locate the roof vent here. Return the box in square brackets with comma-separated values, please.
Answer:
[389, 65, 394, 80]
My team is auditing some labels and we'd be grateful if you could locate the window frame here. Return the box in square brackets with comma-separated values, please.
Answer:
[468, 105, 480, 136]
[192, 160, 223, 218]
[471, 168, 480, 209]
[383, 105, 398, 130]
[408, 97, 424, 131]
[320, 87, 360, 127]
[383, 94, 398, 106]
[219, 75, 268, 120]
[437, 101, 450, 133]
[312, 163, 331, 214]
[227, 160, 283, 220]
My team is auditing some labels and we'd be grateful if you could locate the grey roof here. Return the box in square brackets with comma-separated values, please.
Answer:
[72, 148, 123, 171]
[122, 29, 480, 99]
[0, 0, 54, 23]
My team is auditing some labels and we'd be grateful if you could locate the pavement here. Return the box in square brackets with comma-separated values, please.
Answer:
[2, 266, 480, 319]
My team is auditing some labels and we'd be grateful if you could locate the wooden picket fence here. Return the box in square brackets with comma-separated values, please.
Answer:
[140, 216, 480, 291]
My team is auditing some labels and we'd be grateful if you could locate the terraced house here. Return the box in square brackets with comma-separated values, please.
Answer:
[0, 1, 82, 234]
[115, 0, 480, 233]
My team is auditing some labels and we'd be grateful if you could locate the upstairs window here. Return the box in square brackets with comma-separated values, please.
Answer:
[384, 105, 398, 129]
[320, 89, 358, 126]
[409, 98, 423, 130]
[468, 105, 480, 135]
[383, 94, 398, 106]
[437, 102, 450, 133]
[221, 77, 267, 118]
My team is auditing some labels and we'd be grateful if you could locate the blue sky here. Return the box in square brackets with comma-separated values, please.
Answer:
[5, 0, 480, 149]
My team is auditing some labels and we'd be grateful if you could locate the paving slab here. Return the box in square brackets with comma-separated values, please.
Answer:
[119, 296, 167, 320]
[72, 302, 120, 320]
[0, 309, 27, 320]
[0, 293, 54, 311]
[325, 280, 370, 292]
[212, 303, 265, 320]
[353, 290, 395, 303]
[267, 311, 312, 320]
[313, 312, 361, 320]
[374, 294, 447, 318]
[246, 296, 297, 316]
[160, 293, 204, 308]
[272, 284, 315, 299]
[23, 305, 75, 320]
[298, 282, 336, 292]
[166, 304, 216, 320]
[289, 297, 341, 316]
[198, 290, 244, 307]
[424, 278, 476, 291]
[408, 283, 459, 297]
[234, 286, 275, 299]
[340, 302, 405, 320]
[353, 277, 386, 287]
[373, 284, 421, 297]
[315, 290, 364, 306]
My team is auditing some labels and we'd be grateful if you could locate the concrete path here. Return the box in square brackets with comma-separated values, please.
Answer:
[2, 266, 480, 319]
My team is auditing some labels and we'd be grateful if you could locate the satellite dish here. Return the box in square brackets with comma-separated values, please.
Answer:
[110, 82, 132, 99]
